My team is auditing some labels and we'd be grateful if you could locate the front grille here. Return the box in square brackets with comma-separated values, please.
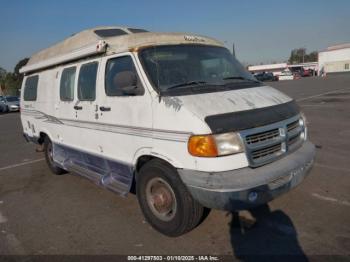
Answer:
[287, 120, 299, 132]
[246, 129, 279, 144]
[288, 134, 300, 146]
[252, 143, 281, 160]
[240, 115, 304, 167]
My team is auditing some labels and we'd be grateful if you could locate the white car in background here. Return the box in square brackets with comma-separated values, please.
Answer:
[0, 96, 20, 112]
[278, 70, 294, 81]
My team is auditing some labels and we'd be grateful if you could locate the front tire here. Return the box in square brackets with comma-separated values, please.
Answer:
[136, 159, 204, 237]
[44, 137, 67, 175]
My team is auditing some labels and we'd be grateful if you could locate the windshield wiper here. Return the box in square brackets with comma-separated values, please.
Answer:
[222, 76, 260, 83]
[167, 81, 208, 90]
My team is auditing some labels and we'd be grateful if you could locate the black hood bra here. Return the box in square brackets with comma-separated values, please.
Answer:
[205, 100, 300, 133]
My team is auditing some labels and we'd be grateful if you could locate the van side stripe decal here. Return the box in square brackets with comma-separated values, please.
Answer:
[21, 109, 64, 124]
[21, 109, 191, 142]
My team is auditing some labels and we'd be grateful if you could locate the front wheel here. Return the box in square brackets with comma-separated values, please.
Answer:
[136, 159, 205, 237]
[44, 137, 67, 175]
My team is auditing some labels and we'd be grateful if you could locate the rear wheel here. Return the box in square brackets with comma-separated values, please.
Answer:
[136, 159, 204, 237]
[44, 137, 67, 175]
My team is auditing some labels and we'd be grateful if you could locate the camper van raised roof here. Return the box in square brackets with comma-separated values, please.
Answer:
[20, 26, 222, 74]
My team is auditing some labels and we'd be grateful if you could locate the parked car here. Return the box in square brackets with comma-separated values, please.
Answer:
[278, 70, 294, 81]
[0, 96, 20, 112]
[20, 26, 315, 236]
[0, 96, 6, 113]
[254, 72, 278, 82]
[301, 69, 311, 77]
[293, 71, 302, 80]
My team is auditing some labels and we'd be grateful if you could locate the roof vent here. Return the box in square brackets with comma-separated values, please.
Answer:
[128, 28, 149, 33]
[94, 29, 128, 38]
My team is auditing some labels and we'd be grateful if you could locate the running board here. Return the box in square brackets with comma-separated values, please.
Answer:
[66, 162, 130, 196]
[66, 161, 102, 184]
[52, 143, 133, 196]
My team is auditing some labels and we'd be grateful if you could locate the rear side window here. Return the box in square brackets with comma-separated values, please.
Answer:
[105, 56, 143, 96]
[23, 75, 39, 101]
[78, 62, 98, 101]
[60, 67, 76, 101]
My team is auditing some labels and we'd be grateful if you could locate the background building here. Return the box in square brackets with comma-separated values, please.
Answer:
[318, 43, 350, 75]
[248, 62, 318, 76]
[248, 63, 288, 76]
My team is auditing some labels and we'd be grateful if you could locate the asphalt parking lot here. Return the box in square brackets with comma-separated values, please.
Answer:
[0, 75, 349, 260]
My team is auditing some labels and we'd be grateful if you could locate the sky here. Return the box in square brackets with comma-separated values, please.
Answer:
[1, 0, 349, 71]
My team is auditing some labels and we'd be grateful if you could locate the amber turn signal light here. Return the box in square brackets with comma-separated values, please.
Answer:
[188, 135, 218, 157]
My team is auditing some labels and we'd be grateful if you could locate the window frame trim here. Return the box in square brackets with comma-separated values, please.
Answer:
[77, 61, 99, 102]
[104, 54, 144, 97]
[23, 75, 39, 101]
[60, 66, 77, 102]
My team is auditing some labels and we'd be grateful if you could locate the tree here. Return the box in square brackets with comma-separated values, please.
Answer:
[307, 51, 318, 63]
[0, 58, 29, 96]
[0, 67, 6, 95]
[289, 48, 318, 64]
[0, 67, 5, 78]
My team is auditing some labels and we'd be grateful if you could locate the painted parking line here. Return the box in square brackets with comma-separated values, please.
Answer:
[296, 87, 350, 102]
[312, 193, 350, 207]
[315, 163, 350, 173]
[0, 158, 45, 173]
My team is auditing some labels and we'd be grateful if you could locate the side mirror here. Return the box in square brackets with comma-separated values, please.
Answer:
[114, 71, 139, 95]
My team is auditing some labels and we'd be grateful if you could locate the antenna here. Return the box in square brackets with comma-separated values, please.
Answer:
[232, 43, 236, 57]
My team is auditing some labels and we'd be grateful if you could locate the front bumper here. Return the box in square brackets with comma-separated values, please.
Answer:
[9, 105, 19, 111]
[178, 141, 315, 211]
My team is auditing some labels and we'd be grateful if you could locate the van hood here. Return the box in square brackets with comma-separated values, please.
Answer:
[170, 85, 298, 133]
[178, 86, 292, 117]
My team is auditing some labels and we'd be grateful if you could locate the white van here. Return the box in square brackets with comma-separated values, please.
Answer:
[20, 26, 315, 236]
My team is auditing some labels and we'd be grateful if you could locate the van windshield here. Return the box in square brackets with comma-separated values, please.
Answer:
[139, 45, 260, 95]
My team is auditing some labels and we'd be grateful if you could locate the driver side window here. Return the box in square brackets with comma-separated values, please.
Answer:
[105, 56, 144, 96]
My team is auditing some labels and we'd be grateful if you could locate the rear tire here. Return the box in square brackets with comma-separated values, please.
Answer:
[136, 159, 204, 237]
[44, 137, 67, 175]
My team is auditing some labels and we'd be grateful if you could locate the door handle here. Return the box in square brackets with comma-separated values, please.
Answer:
[99, 106, 111, 112]
[74, 105, 83, 110]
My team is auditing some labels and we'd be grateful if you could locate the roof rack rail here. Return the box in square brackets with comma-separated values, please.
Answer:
[20, 40, 107, 74]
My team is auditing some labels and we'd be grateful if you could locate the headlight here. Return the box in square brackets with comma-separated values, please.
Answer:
[188, 132, 244, 157]
[300, 113, 307, 140]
